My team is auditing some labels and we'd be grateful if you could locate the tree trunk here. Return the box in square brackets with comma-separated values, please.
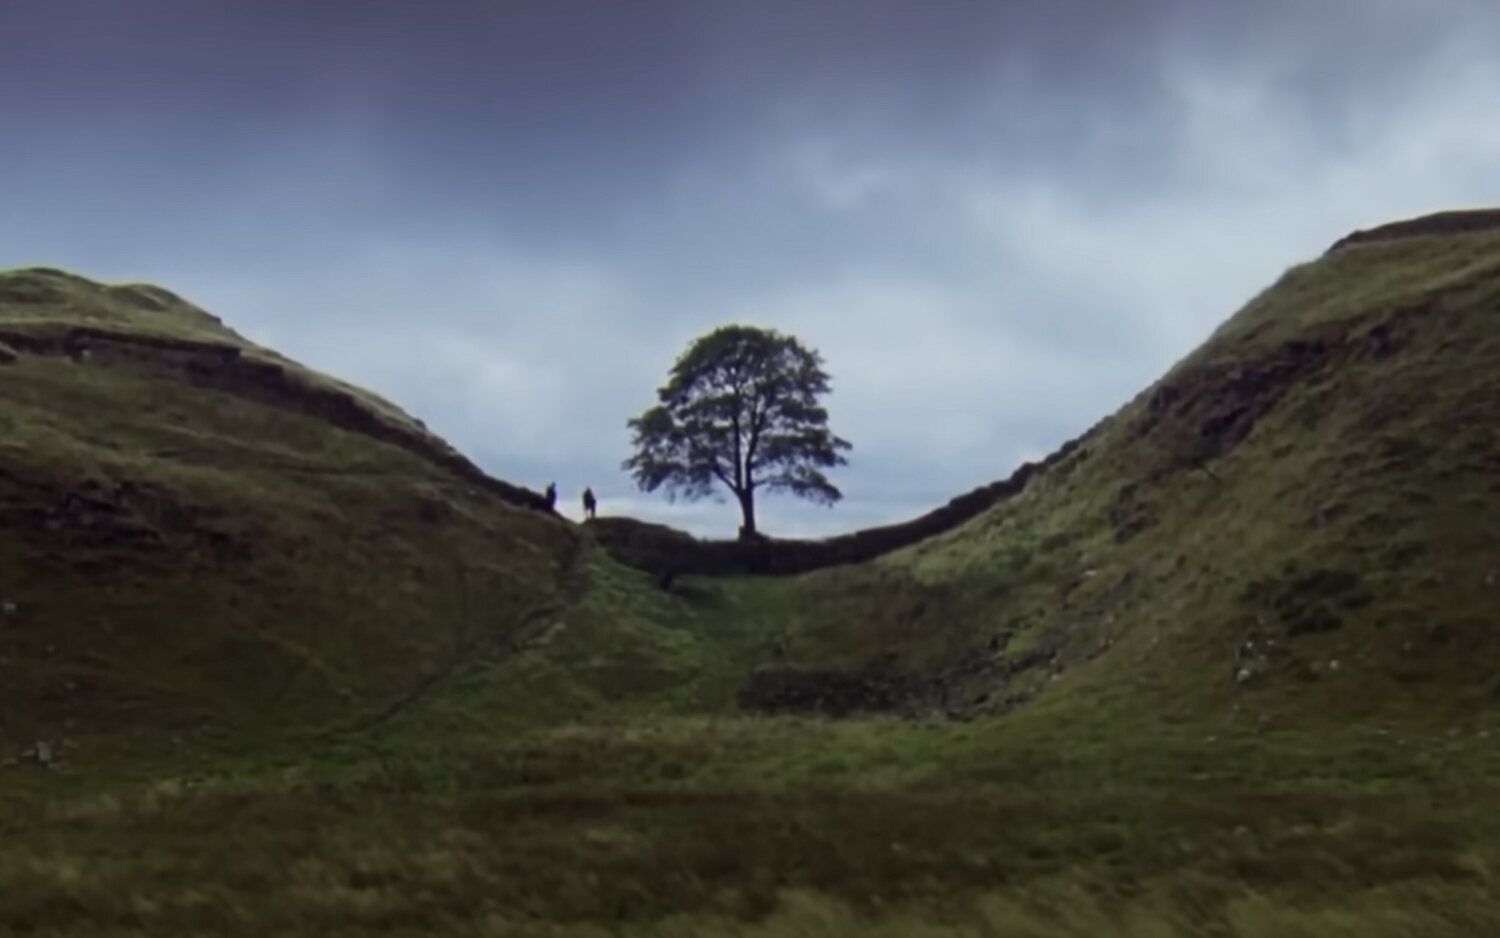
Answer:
[736, 487, 758, 540]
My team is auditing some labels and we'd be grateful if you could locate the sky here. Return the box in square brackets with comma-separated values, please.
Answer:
[3, 0, 1500, 536]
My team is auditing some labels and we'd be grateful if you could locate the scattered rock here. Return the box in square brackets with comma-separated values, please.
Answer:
[737, 666, 922, 717]
[738, 622, 1074, 719]
[1233, 636, 1279, 686]
[1242, 565, 1371, 637]
[1140, 335, 1335, 477]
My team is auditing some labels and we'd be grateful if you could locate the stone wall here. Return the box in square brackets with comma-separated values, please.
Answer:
[591, 431, 1093, 580]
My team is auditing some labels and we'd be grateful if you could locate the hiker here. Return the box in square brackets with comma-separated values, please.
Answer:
[582, 486, 597, 520]
[544, 482, 557, 511]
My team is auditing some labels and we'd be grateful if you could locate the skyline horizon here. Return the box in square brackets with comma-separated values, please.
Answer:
[5, 1, 1499, 536]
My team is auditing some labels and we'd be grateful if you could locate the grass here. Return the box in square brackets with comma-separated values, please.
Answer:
[7, 228, 1499, 737]
[5, 712, 1500, 935]
[687, 227, 1500, 728]
[0, 274, 581, 747]
[4, 218, 1500, 933]
[0, 266, 438, 442]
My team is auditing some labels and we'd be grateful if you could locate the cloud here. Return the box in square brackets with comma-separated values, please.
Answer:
[4, 2, 1500, 540]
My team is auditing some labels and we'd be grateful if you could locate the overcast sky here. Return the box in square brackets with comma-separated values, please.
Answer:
[3, 1, 1499, 536]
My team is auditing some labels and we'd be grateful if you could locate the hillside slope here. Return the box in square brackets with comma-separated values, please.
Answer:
[6, 211, 1498, 753]
[711, 215, 1500, 725]
[0, 268, 598, 749]
[5, 221, 1500, 935]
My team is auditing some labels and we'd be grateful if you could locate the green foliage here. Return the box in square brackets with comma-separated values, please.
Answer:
[624, 325, 851, 536]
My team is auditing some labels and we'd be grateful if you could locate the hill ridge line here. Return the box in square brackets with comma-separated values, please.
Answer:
[0, 321, 553, 514]
[1324, 207, 1500, 254]
[591, 422, 1100, 579]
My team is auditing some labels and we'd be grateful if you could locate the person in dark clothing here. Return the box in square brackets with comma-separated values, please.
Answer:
[582, 486, 597, 520]
[544, 482, 558, 511]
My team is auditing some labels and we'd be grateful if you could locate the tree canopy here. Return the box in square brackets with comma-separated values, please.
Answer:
[623, 325, 851, 538]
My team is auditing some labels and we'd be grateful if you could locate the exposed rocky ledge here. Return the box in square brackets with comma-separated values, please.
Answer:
[0, 323, 552, 514]
[736, 625, 1069, 718]
[1325, 208, 1500, 254]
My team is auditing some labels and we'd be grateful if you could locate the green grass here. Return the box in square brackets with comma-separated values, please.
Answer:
[4, 217, 1500, 934]
[6, 713, 1500, 935]
[0, 274, 581, 746]
[0, 266, 244, 344]
[687, 227, 1500, 728]
[0, 266, 438, 441]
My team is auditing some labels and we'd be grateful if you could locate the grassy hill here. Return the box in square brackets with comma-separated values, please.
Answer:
[0, 267, 631, 751]
[4, 214, 1500, 936]
[11, 217, 1497, 742]
[687, 218, 1500, 728]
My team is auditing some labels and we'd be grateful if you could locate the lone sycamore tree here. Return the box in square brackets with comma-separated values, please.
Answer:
[624, 325, 851, 539]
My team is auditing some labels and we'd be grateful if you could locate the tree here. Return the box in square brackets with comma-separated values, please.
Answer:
[624, 325, 851, 539]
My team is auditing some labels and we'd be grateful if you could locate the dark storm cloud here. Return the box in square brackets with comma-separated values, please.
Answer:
[3, 1, 1499, 535]
[0, 1, 1272, 224]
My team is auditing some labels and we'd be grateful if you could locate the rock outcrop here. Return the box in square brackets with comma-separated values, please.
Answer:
[1325, 208, 1500, 254]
